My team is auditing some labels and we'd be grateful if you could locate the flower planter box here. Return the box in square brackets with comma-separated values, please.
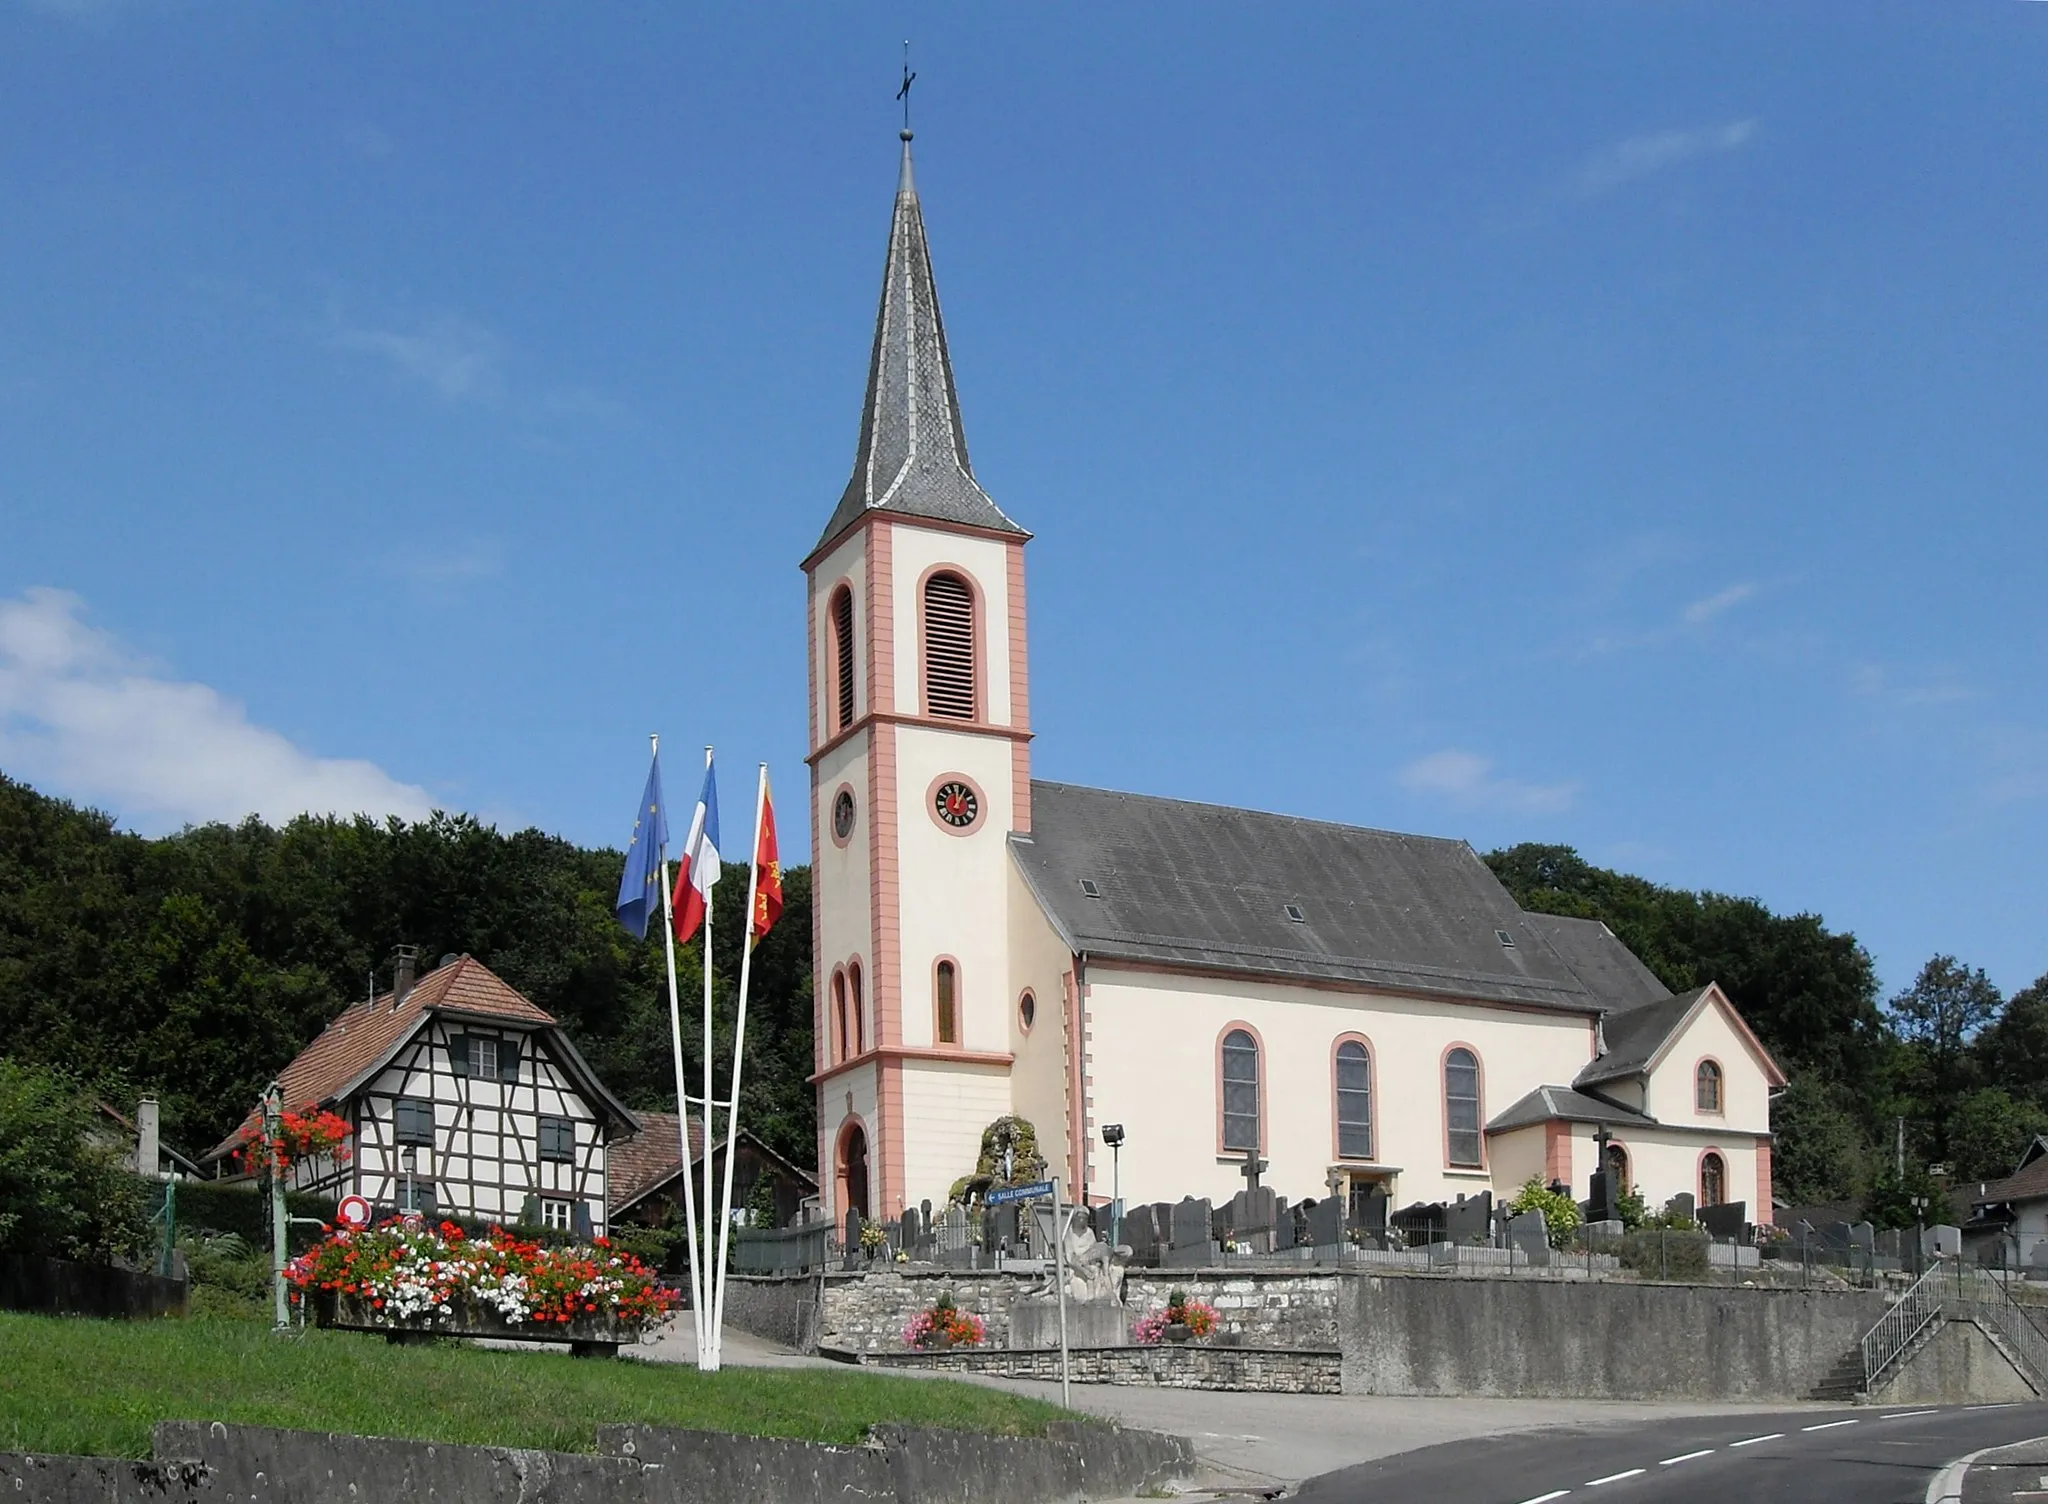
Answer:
[314, 1291, 637, 1359]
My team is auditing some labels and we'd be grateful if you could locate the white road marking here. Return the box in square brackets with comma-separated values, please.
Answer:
[1882, 1409, 1939, 1419]
[1803, 1419, 1860, 1432]
[1966, 1402, 2019, 1410]
[1515, 1492, 1571, 1504]
[1729, 1433, 1784, 1447]
[1658, 1449, 1714, 1465]
[1587, 1469, 1645, 1486]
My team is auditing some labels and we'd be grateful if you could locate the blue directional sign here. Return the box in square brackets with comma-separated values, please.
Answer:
[986, 1180, 1055, 1206]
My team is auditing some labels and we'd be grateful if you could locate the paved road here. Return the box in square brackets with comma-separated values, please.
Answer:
[1296, 1403, 2048, 1504]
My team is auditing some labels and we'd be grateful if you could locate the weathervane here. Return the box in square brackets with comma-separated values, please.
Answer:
[897, 40, 916, 134]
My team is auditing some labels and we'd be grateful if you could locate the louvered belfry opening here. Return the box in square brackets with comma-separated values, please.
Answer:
[922, 571, 976, 719]
[831, 587, 856, 732]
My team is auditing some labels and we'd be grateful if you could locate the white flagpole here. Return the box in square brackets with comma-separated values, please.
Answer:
[711, 762, 768, 1368]
[652, 734, 706, 1360]
[699, 744, 717, 1373]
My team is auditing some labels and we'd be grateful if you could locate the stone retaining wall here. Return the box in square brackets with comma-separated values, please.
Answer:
[838, 1343, 1343, 1394]
[0, 1418, 1193, 1504]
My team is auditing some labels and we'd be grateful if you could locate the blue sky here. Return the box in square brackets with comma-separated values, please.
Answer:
[2, 3, 2044, 999]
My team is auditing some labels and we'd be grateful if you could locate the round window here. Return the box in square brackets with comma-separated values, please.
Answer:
[1018, 990, 1036, 1033]
[832, 788, 856, 842]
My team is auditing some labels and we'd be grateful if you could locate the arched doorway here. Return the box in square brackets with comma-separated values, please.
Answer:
[837, 1121, 870, 1224]
[1605, 1142, 1631, 1195]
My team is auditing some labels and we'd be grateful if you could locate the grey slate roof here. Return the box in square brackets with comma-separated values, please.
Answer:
[1488, 1085, 1655, 1134]
[1518, 913, 1670, 1010]
[814, 134, 1025, 556]
[1574, 986, 1711, 1089]
[1013, 782, 1609, 1012]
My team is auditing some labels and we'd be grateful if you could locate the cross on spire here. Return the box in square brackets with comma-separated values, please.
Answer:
[897, 41, 916, 135]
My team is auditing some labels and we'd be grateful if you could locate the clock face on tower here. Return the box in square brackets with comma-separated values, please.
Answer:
[932, 780, 980, 830]
[832, 788, 856, 841]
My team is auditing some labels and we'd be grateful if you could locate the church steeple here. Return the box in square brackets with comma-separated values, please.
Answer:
[815, 130, 1024, 554]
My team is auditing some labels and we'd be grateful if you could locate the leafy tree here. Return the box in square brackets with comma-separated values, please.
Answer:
[1508, 1176, 1582, 1249]
[1768, 1072, 1873, 1206]
[1862, 1161, 1949, 1232]
[0, 1058, 153, 1264]
[1977, 973, 2048, 1109]
[1945, 1088, 2048, 1185]
[1889, 955, 2003, 1161]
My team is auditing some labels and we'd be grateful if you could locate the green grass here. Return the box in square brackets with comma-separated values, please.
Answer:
[0, 1312, 1065, 1459]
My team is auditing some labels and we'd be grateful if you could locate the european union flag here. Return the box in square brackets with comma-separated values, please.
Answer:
[615, 751, 670, 939]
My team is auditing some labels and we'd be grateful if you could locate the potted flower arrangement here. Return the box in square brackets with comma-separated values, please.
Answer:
[287, 1220, 676, 1356]
[858, 1218, 891, 1262]
[903, 1291, 986, 1351]
[235, 1105, 353, 1179]
[1133, 1288, 1219, 1345]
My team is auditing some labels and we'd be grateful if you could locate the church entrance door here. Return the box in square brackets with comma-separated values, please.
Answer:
[837, 1122, 870, 1224]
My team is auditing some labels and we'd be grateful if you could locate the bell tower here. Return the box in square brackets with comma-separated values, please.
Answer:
[804, 129, 1032, 1224]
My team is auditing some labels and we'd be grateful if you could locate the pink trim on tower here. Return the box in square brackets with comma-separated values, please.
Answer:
[1329, 1033, 1378, 1164]
[1215, 1020, 1269, 1157]
[1544, 1120, 1572, 1186]
[1062, 969, 1088, 1202]
[914, 561, 988, 723]
[862, 519, 904, 1218]
[1006, 541, 1032, 833]
[1755, 1142, 1774, 1226]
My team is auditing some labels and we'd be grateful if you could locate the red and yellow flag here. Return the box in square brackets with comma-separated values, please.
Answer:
[751, 776, 783, 944]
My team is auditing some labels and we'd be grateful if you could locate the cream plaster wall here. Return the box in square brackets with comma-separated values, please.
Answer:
[1487, 1125, 1548, 1196]
[811, 736, 873, 1060]
[1007, 860, 1076, 1188]
[1641, 991, 1775, 1134]
[886, 526, 1014, 723]
[1593, 1122, 1762, 1219]
[899, 1059, 1013, 1214]
[891, 724, 1017, 1054]
[1081, 964, 1597, 1211]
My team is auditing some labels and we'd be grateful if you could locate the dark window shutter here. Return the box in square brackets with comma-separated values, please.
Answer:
[922, 572, 976, 719]
[449, 1034, 470, 1076]
[499, 1037, 521, 1082]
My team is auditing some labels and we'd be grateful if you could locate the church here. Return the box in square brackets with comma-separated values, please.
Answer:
[804, 128, 1783, 1234]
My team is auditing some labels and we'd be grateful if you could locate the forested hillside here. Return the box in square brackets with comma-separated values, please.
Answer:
[6, 768, 2044, 1222]
[1487, 843, 2048, 1208]
[0, 773, 814, 1163]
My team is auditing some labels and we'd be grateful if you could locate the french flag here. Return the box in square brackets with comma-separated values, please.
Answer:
[672, 757, 722, 943]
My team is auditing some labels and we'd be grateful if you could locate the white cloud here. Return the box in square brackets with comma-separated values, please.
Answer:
[0, 588, 434, 831]
[331, 315, 503, 400]
[1573, 119, 1758, 198]
[1398, 749, 1578, 816]
[1683, 581, 1758, 625]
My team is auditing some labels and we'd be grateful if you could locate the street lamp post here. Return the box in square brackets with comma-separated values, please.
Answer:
[1101, 1125, 1125, 1247]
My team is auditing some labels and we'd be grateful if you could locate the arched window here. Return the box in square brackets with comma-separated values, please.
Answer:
[831, 970, 849, 1063]
[922, 571, 976, 719]
[1700, 1151, 1727, 1208]
[1606, 1142, 1630, 1194]
[1444, 1047, 1483, 1168]
[849, 963, 866, 1055]
[1335, 1040, 1372, 1160]
[1220, 1028, 1260, 1152]
[1695, 1059, 1723, 1113]
[829, 586, 856, 733]
[935, 960, 959, 1045]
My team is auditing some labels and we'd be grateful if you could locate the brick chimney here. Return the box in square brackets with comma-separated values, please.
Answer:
[391, 945, 419, 1009]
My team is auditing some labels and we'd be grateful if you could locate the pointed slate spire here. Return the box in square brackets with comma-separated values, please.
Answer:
[816, 130, 1024, 553]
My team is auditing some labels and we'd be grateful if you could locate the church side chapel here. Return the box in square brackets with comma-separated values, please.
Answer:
[805, 128, 1785, 1234]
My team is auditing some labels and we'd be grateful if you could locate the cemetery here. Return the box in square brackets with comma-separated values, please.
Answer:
[721, 1178, 2048, 1405]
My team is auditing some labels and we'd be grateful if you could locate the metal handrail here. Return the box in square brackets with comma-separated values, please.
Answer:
[1955, 1267, 2048, 1392]
[1861, 1260, 1948, 1391]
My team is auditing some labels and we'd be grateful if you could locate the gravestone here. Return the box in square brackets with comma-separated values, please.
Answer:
[1925, 1224, 1962, 1260]
[1507, 1208, 1550, 1266]
[899, 1205, 921, 1256]
[1445, 1192, 1492, 1244]
[1227, 1186, 1277, 1237]
[843, 1207, 862, 1271]
[1164, 1197, 1220, 1267]
[1664, 1192, 1696, 1224]
[1307, 1195, 1345, 1253]
[993, 1203, 1020, 1253]
[1358, 1186, 1390, 1238]
[1272, 1196, 1295, 1251]
[1699, 1201, 1748, 1242]
[1122, 1204, 1159, 1263]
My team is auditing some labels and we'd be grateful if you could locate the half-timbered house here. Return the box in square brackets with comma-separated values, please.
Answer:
[209, 953, 637, 1236]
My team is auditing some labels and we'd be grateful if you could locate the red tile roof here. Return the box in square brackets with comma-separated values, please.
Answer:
[1972, 1153, 2048, 1207]
[605, 1111, 706, 1212]
[207, 956, 555, 1161]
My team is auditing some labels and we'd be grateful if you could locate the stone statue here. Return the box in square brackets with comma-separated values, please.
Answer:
[1036, 1205, 1123, 1305]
